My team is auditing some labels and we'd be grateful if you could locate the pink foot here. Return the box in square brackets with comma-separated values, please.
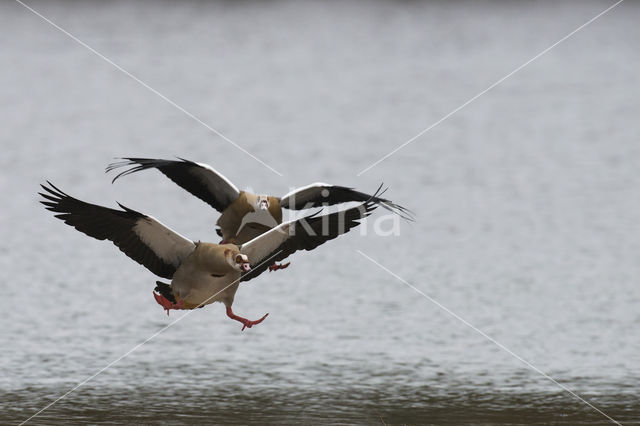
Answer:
[269, 262, 290, 272]
[153, 291, 183, 316]
[226, 306, 269, 331]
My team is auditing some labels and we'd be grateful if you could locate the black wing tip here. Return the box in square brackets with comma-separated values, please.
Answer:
[105, 157, 144, 172]
[368, 182, 415, 222]
[40, 181, 66, 199]
[106, 157, 162, 183]
[39, 181, 76, 215]
[323, 182, 414, 220]
[106, 157, 197, 183]
[39, 181, 141, 218]
[105, 157, 142, 182]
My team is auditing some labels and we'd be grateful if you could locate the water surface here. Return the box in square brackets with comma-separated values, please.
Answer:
[1, 0, 639, 424]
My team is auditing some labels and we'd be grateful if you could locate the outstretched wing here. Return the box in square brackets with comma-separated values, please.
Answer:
[39, 182, 196, 279]
[106, 157, 241, 212]
[279, 182, 414, 221]
[239, 197, 378, 282]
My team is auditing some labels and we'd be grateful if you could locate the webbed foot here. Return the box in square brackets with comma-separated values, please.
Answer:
[269, 262, 290, 272]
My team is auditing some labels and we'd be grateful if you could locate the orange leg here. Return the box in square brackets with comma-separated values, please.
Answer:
[226, 306, 269, 331]
[153, 291, 184, 316]
[269, 262, 290, 272]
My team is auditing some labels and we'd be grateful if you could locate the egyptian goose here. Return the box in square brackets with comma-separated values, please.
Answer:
[39, 181, 378, 330]
[106, 158, 413, 253]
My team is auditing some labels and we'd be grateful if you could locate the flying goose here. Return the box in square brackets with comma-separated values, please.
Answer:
[39, 181, 378, 330]
[106, 158, 413, 254]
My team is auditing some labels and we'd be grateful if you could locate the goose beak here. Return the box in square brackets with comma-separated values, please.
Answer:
[242, 263, 251, 272]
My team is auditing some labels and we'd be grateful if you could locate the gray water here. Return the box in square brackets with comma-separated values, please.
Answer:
[2, 0, 639, 424]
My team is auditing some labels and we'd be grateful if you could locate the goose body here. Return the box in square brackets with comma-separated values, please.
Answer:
[217, 192, 281, 242]
[170, 243, 242, 309]
[106, 157, 413, 245]
[40, 181, 379, 330]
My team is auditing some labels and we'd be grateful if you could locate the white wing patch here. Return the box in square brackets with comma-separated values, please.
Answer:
[240, 221, 292, 264]
[280, 182, 332, 201]
[133, 217, 196, 268]
[236, 207, 279, 234]
[195, 162, 241, 195]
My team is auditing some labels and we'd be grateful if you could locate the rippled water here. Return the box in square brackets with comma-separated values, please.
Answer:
[2, 0, 639, 424]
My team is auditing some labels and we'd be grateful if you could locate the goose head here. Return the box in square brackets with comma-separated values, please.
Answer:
[234, 253, 251, 272]
[256, 195, 269, 211]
